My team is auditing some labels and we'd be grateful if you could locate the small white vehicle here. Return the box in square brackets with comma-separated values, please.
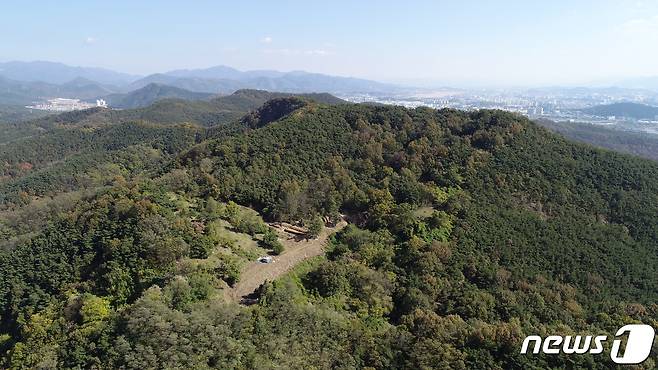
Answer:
[258, 256, 274, 264]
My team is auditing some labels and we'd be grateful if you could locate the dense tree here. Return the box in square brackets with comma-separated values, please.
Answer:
[2, 98, 658, 368]
[306, 214, 323, 239]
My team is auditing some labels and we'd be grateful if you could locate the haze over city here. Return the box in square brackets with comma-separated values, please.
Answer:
[3, 0, 658, 87]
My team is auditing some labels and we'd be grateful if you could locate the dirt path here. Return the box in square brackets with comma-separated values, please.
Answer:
[226, 219, 347, 303]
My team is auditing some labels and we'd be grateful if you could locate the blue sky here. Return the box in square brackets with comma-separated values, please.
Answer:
[2, 0, 658, 86]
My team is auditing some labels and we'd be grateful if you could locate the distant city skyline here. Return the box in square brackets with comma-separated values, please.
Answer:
[3, 0, 658, 87]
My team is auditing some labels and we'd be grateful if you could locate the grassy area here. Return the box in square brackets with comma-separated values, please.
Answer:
[281, 255, 326, 284]
[413, 206, 435, 218]
[173, 199, 275, 295]
[271, 255, 326, 299]
[207, 219, 267, 260]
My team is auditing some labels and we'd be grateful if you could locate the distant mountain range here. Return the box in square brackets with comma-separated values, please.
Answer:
[126, 74, 244, 94]
[0, 76, 114, 105]
[581, 102, 658, 120]
[0, 61, 400, 106]
[102, 83, 215, 109]
[166, 65, 286, 80]
[0, 61, 139, 85]
[6, 60, 658, 116]
[127, 67, 398, 94]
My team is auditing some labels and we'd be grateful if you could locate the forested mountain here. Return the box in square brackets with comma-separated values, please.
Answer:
[0, 104, 50, 124]
[538, 119, 658, 161]
[126, 73, 245, 94]
[1, 98, 658, 368]
[581, 102, 658, 119]
[0, 91, 344, 246]
[58, 77, 116, 98]
[3, 89, 344, 137]
[0, 76, 114, 105]
[102, 83, 214, 109]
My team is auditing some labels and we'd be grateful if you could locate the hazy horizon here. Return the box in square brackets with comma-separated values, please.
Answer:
[4, 59, 658, 90]
[3, 0, 658, 87]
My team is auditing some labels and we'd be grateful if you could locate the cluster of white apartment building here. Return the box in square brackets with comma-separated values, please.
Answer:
[27, 98, 107, 112]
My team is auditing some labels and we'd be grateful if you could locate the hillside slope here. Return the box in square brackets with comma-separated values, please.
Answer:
[2, 101, 658, 368]
[581, 102, 658, 119]
[12, 89, 345, 133]
[0, 90, 347, 144]
[538, 119, 658, 161]
[0, 93, 345, 244]
[0, 76, 114, 105]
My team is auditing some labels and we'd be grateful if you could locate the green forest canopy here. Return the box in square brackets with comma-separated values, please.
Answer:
[1, 98, 657, 368]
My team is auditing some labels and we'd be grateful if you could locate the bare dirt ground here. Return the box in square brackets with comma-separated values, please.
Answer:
[225, 219, 348, 303]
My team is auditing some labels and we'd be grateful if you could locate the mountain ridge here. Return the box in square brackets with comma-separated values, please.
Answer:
[0, 75, 115, 105]
[0, 61, 140, 85]
[129, 67, 399, 94]
[102, 83, 215, 109]
[0, 61, 401, 97]
[581, 102, 658, 119]
[2, 98, 658, 368]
